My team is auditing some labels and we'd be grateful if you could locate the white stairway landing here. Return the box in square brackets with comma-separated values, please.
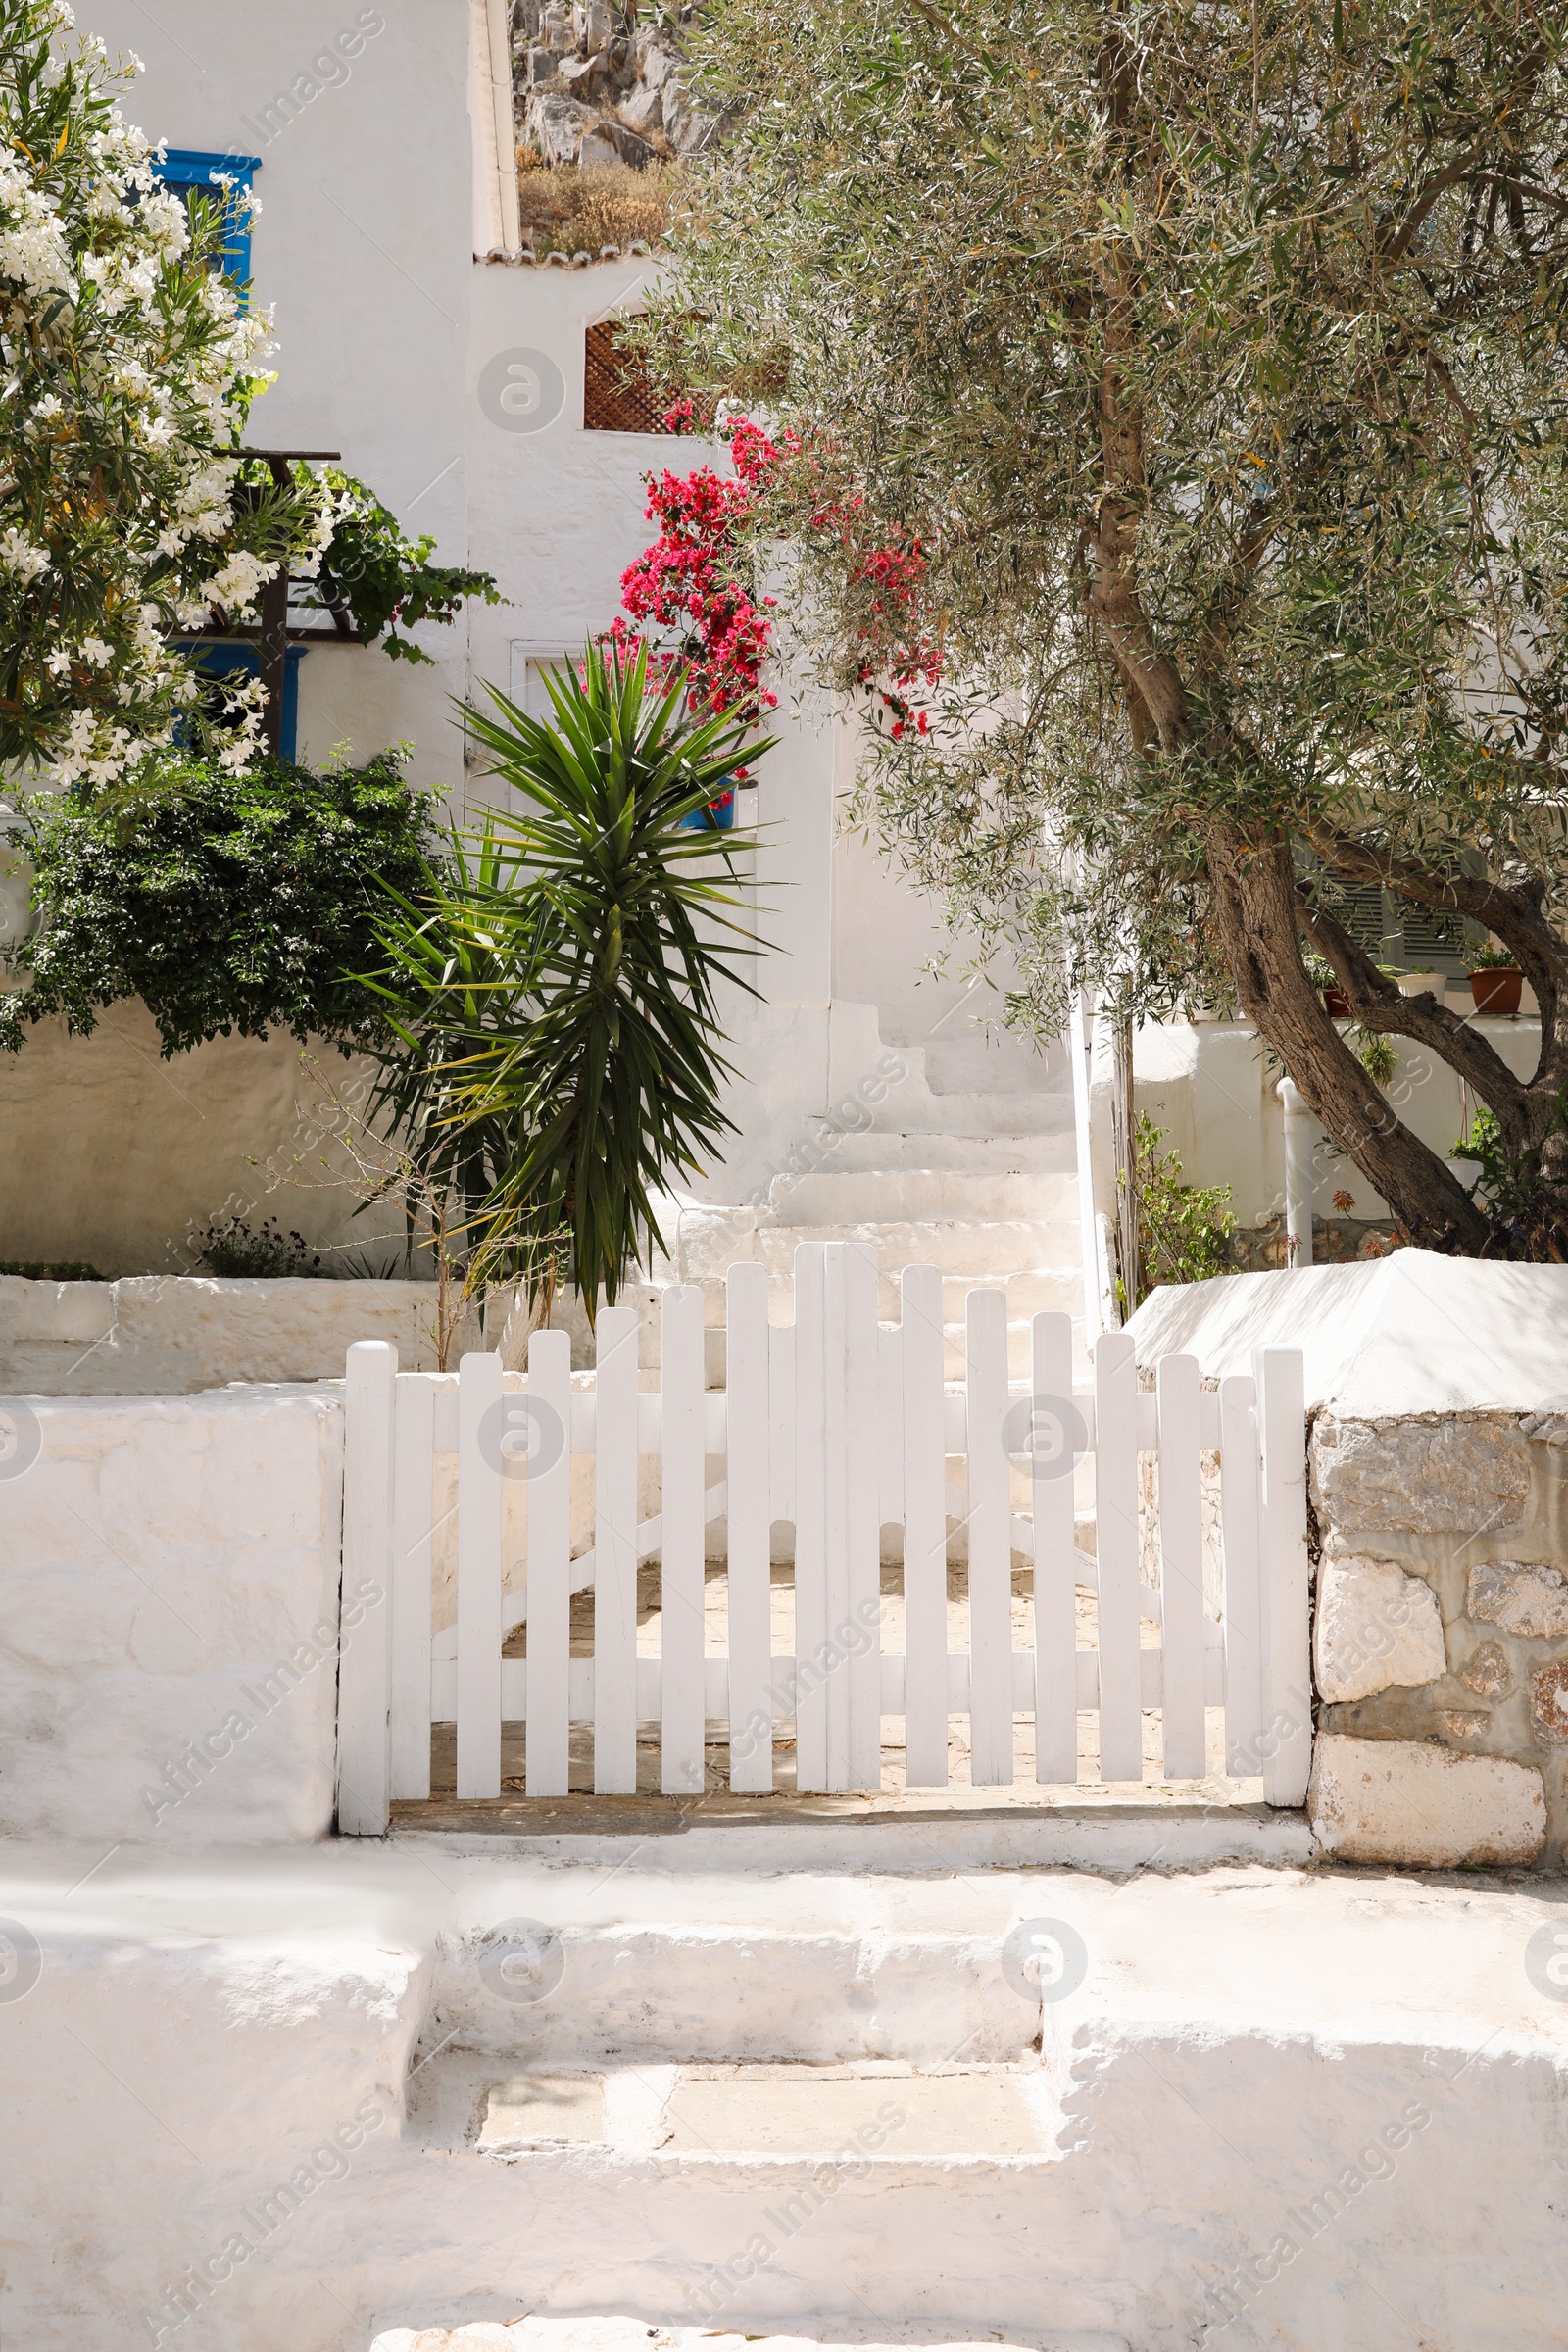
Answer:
[667, 1162, 1090, 1380]
[8, 1842, 1564, 2352]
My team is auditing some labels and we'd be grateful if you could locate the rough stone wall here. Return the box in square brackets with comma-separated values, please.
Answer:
[1307, 1408, 1568, 1868]
[513, 0, 714, 173]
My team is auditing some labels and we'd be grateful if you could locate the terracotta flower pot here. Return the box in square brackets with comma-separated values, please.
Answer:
[1470, 968, 1522, 1016]
[1322, 986, 1350, 1018]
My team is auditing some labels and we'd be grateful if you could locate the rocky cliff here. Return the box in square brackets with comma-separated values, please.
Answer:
[513, 0, 715, 173]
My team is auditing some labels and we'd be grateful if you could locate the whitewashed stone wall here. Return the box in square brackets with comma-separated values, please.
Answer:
[1307, 1409, 1568, 1869]
[0, 1272, 478, 1395]
[0, 1389, 346, 1841]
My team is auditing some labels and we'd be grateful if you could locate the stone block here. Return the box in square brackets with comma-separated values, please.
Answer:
[527, 92, 588, 165]
[640, 38, 681, 86]
[0, 1391, 343, 1842]
[1313, 1557, 1446, 1703]
[619, 83, 663, 135]
[663, 84, 718, 154]
[1436, 1709, 1490, 1740]
[559, 53, 609, 94]
[1308, 1734, 1545, 1867]
[1311, 1413, 1531, 1537]
[1529, 1661, 1568, 1748]
[1456, 1637, 1512, 1697]
[578, 117, 652, 168]
[577, 0, 613, 54]
[1467, 1560, 1568, 1641]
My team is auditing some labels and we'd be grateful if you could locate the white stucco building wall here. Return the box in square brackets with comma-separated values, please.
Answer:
[1135, 1012, 1544, 1233]
[88, 0, 475, 797]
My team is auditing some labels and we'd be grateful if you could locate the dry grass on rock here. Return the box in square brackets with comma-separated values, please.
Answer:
[515, 158, 679, 259]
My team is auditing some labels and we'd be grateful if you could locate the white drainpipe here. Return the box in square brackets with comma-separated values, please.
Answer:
[1068, 987, 1103, 1342]
[1276, 1077, 1315, 1269]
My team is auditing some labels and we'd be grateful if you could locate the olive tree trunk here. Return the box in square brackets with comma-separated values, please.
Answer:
[1206, 827, 1492, 1250]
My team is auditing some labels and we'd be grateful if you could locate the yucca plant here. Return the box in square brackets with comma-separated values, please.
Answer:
[376, 638, 772, 1316]
[363, 821, 541, 1248]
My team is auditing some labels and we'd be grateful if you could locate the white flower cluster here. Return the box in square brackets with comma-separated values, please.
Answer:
[200, 546, 279, 617]
[0, 524, 48, 579]
[0, 14, 334, 793]
[0, 148, 76, 304]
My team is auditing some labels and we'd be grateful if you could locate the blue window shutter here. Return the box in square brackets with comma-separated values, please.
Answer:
[152, 150, 261, 287]
[174, 642, 305, 764]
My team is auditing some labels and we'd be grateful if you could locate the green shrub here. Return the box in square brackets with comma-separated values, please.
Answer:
[0, 751, 438, 1057]
[1449, 1095, 1568, 1259]
[1126, 1114, 1237, 1305]
[0, 1258, 103, 1281]
[192, 1216, 320, 1279]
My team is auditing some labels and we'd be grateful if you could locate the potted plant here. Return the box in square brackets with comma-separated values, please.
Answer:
[1469, 942, 1522, 1016]
[679, 777, 737, 832]
[1305, 950, 1349, 1019]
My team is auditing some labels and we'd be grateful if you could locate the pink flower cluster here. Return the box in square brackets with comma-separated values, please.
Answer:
[616, 410, 781, 724]
[614, 408, 943, 752]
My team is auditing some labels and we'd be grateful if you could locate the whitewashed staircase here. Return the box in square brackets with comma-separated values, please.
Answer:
[669, 1104, 1087, 1381]
[387, 1891, 1080, 2340]
[357, 1833, 1538, 2352]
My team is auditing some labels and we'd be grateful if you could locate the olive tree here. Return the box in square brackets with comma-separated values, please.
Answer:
[658, 0, 1568, 1250]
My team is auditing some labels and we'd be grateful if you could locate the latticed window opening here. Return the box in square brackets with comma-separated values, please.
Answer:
[583, 321, 673, 434]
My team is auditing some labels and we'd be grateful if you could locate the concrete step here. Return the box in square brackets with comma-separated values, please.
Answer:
[422, 1917, 1038, 2066]
[765, 1169, 1080, 1224]
[680, 1218, 1081, 1289]
[871, 1090, 1072, 1137]
[412, 2056, 1056, 2163]
[373, 2326, 1039, 2352]
[944, 1315, 1091, 1380]
[373, 2324, 1048, 2342]
[823, 1129, 1078, 1174]
[684, 1264, 1083, 1329]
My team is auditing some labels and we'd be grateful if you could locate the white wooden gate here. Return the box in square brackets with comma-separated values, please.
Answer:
[337, 1246, 1310, 1831]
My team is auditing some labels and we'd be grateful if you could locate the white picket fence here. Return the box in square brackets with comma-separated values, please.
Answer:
[337, 1245, 1311, 1831]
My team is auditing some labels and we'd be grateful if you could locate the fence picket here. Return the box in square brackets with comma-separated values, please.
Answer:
[1030, 1311, 1077, 1785]
[901, 1264, 948, 1788]
[594, 1304, 640, 1795]
[1094, 1330, 1142, 1783]
[845, 1242, 882, 1789]
[1217, 1374, 1264, 1777]
[821, 1243, 853, 1788]
[966, 1287, 1012, 1787]
[768, 1320, 795, 1524]
[661, 1285, 708, 1795]
[456, 1351, 504, 1800]
[339, 1340, 396, 1834]
[1156, 1352, 1205, 1778]
[726, 1263, 773, 1792]
[524, 1328, 573, 1796]
[1256, 1346, 1311, 1805]
[793, 1243, 829, 1791]
[877, 1322, 904, 1528]
[389, 1370, 434, 1801]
